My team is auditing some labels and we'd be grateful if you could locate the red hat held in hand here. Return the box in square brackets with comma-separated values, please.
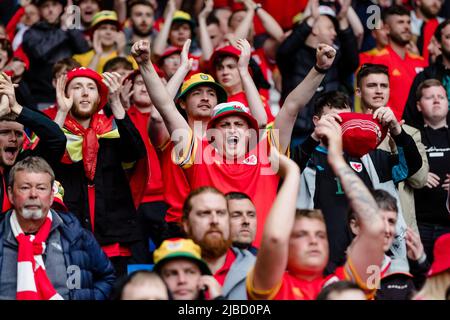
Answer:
[339, 112, 387, 158]
[428, 233, 450, 277]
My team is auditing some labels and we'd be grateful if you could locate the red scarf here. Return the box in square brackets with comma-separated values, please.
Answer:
[11, 211, 63, 300]
[62, 113, 114, 181]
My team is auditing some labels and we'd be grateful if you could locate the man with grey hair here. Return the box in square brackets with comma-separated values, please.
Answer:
[0, 156, 115, 300]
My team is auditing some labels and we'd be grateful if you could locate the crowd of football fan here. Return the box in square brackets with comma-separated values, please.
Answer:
[0, 0, 449, 300]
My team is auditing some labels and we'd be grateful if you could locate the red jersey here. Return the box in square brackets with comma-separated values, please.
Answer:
[127, 106, 164, 203]
[247, 258, 376, 300]
[158, 140, 191, 223]
[228, 91, 275, 124]
[367, 45, 427, 120]
[214, 249, 237, 286]
[178, 131, 280, 246]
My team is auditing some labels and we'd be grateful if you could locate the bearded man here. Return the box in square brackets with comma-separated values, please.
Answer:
[50, 67, 147, 276]
[182, 187, 256, 300]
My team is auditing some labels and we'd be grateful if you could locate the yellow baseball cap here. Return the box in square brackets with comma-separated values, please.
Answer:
[177, 73, 227, 104]
[90, 10, 121, 31]
[172, 10, 196, 30]
[153, 238, 211, 275]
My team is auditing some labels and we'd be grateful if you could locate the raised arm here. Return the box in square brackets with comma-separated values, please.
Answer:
[251, 150, 301, 294]
[131, 40, 191, 157]
[274, 44, 336, 153]
[243, 0, 284, 43]
[150, 39, 193, 147]
[236, 39, 267, 128]
[152, 0, 177, 59]
[319, 117, 385, 286]
[233, 1, 255, 40]
[198, 0, 215, 61]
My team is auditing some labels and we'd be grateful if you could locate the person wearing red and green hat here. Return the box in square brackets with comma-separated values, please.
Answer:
[50, 67, 148, 276]
[73, 10, 137, 73]
[132, 39, 337, 248]
[154, 238, 222, 300]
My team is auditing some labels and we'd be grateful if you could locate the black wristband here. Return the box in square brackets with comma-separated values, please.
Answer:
[314, 64, 328, 74]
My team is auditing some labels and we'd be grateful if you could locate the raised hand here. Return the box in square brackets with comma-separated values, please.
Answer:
[120, 78, 134, 111]
[131, 40, 151, 65]
[316, 43, 337, 70]
[372, 106, 401, 136]
[405, 227, 425, 261]
[199, 0, 214, 20]
[315, 115, 343, 162]
[236, 38, 252, 72]
[180, 39, 193, 71]
[92, 30, 103, 54]
[56, 74, 73, 113]
[0, 72, 17, 110]
[426, 172, 441, 189]
[103, 72, 125, 118]
[337, 0, 351, 19]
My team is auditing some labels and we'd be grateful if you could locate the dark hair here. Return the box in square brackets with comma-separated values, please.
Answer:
[103, 56, 134, 73]
[313, 91, 351, 117]
[206, 12, 220, 26]
[128, 0, 155, 13]
[0, 39, 13, 61]
[356, 63, 389, 88]
[225, 192, 252, 201]
[416, 79, 445, 101]
[316, 281, 365, 300]
[182, 186, 225, 220]
[435, 19, 450, 43]
[382, 5, 410, 23]
[52, 57, 81, 79]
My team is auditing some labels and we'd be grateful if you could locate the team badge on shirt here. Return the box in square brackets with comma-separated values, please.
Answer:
[243, 155, 258, 165]
[349, 161, 363, 172]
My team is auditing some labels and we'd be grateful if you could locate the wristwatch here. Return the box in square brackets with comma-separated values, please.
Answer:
[254, 3, 262, 12]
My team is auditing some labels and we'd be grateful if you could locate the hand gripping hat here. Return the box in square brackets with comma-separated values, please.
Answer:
[339, 112, 387, 158]
[153, 238, 211, 275]
[207, 101, 259, 133]
[66, 67, 109, 110]
[176, 73, 227, 104]
[428, 233, 450, 277]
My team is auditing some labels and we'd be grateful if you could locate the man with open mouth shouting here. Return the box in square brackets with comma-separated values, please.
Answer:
[0, 71, 67, 213]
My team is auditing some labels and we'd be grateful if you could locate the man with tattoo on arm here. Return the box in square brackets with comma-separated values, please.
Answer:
[247, 118, 386, 300]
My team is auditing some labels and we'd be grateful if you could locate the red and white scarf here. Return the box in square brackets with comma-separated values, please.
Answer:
[10, 211, 64, 300]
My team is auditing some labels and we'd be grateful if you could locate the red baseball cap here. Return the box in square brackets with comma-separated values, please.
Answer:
[66, 67, 109, 110]
[209, 45, 241, 75]
[339, 112, 387, 158]
[428, 233, 450, 277]
[158, 46, 182, 65]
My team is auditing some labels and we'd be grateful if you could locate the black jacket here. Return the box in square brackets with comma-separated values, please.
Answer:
[276, 20, 359, 136]
[53, 114, 147, 246]
[0, 106, 67, 210]
[22, 21, 89, 104]
[403, 55, 450, 129]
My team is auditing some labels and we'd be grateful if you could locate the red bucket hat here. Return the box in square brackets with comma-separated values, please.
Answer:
[66, 67, 109, 110]
[428, 233, 450, 277]
[339, 112, 387, 158]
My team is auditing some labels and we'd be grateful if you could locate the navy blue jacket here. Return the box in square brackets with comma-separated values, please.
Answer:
[0, 210, 116, 300]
